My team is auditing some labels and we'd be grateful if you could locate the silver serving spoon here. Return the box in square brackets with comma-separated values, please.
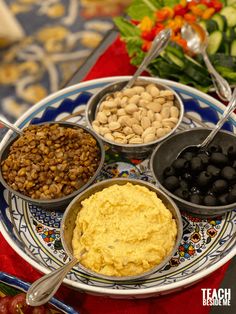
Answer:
[178, 87, 236, 157]
[181, 23, 232, 101]
[96, 28, 171, 108]
[0, 118, 23, 135]
[124, 28, 171, 89]
[26, 249, 86, 307]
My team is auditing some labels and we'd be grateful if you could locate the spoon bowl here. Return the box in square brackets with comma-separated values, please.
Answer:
[181, 23, 232, 101]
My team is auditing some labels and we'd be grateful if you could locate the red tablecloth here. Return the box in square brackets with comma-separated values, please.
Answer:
[0, 37, 232, 314]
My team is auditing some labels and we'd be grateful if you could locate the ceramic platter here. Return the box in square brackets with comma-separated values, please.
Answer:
[1, 76, 236, 299]
[0, 272, 78, 313]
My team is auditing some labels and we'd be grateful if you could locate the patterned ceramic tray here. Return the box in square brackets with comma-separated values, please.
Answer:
[0, 272, 78, 313]
[0, 76, 236, 298]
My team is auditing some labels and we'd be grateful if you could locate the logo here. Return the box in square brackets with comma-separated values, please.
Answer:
[202, 288, 231, 306]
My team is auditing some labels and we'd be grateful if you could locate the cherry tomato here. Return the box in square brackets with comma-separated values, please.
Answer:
[0, 296, 11, 314]
[8, 293, 31, 314]
[173, 4, 188, 16]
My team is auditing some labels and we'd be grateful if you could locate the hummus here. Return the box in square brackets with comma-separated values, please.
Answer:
[72, 183, 177, 277]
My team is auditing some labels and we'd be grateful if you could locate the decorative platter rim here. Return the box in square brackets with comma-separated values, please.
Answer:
[0, 76, 236, 297]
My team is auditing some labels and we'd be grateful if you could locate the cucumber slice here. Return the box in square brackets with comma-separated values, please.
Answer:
[183, 60, 212, 86]
[211, 14, 227, 31]
[220, 6, 236, 27]
[205, 19, 219, 33]
[231, 40, 236, 56]
[165, 52, 184, 68]
[207, 31, 223, 55]
[227, 0, 236, 5]
[185, 55, 203, 67]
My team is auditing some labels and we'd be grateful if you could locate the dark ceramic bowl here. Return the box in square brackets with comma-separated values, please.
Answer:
[0, 122, 105, 210]
[61, 178, 183, 281]
[150, 128, 236, 218]
[86, 77, 184, 159]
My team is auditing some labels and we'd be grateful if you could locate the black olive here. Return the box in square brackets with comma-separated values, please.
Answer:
[227, 188, 236, 204]
[190, 194, 202, 205]
[190, 157, 204, 173]
[172, 158, 188, 173]
[174, 187, 189, 200]
[227, 145, 236, 160]
[203, 195, 218, 206]
[207, 165, 221, 177]
[163, 176, 180, 191]
[210, 152, 229, 167]
[179, 179, 188, 189]
[182, 172, 192, 182]
[196, 171, 212, 187]
[207, 189, 215, 196]
[212, 179, 228, 193]
[197, 152, 210, 166]
[231, 183, 236, 190]
[163, 166, 175, 177]
[190, 186, 200, 195]
[207, 144, 222, 154]
[180, 151, 196, 161]
[218, 193, 229, 205]
[221, 166, 236, 182]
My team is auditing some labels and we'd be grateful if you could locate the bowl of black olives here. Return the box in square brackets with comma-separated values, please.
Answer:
[150, 128, 236, 217]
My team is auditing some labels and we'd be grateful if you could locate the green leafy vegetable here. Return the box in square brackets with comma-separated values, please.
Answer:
[126, 0, 162, 20]
[115, 0, 236, 92]
[114, 17, 143, 58]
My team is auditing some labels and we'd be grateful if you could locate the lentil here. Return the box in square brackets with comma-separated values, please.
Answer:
[1, 124, 101, 200]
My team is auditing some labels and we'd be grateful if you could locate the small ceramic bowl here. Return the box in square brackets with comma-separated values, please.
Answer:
[150, 128, 236, 218]
[0, 121, 105, 210]
[86, 77, 184, 159]
[61, 178, 183, 282]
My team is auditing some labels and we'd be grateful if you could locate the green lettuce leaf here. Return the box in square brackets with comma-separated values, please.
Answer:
[114, 17, 141, 37]
[126, 0, 163, 20]
[114, 17, 143, 57]
[163, 0, 180, 7]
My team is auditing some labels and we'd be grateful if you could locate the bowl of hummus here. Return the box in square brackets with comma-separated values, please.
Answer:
[61, 178, 183, 281]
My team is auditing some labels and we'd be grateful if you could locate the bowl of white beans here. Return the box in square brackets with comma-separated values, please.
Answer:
[86, 77, 184, 158]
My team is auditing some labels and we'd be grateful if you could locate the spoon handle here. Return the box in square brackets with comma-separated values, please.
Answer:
[200, 88, 236, 150]
[26, 257, 78, 307]
[125, 28, 171, 89]
[202, 51, 232, 101]
[0, 118, 23, 136]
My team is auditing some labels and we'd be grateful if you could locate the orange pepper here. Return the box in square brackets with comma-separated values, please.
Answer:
[180, 0, 187, 7]
[190, 5, 204, 17]
[139, 16, 153, 32]
[184, 13, 197, 22]
[156, 7, 174, 22]
[169, 16, 184, 33]
[172, 35, 188, 51]
[202, 7, 215, 19]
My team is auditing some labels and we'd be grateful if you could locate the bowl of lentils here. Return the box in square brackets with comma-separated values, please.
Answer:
[86, 78, 184, 158]
[0, 122, 105, 210]
[150, 128, 236, 218]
